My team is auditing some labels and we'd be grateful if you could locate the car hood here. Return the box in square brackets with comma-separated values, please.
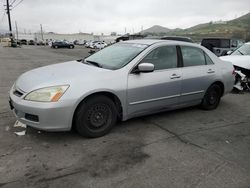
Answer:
[220, 55, 250, 70]
[15, 61, 111, 92]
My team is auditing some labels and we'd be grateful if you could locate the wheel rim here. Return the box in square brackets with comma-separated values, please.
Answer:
[207, 88, 219, 105]
[87, 103, 112, 130]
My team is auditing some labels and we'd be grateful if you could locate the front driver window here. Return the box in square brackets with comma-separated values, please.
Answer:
[140, 46, 177, 70]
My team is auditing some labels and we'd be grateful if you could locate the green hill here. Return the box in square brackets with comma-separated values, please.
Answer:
[143, 12, 250, 42]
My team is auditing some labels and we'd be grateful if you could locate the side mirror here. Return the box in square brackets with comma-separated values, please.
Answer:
[227, 50, 233, 55]
[134, 63, 154, 73]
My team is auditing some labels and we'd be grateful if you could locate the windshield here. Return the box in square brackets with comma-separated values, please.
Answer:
[232, 43, 250, 55]
[84, 43, 148, 70]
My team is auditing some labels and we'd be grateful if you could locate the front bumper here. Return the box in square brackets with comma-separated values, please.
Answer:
[9, 87, 75, 131]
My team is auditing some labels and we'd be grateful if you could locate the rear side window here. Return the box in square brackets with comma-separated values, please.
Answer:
[141, 46, 177, 70]
[231, 40, 237, 47]
[220, 39, 230, 48]
[181, 46, 206, 67]
[204, 53, 214, 65]
[201, 39, 220, 48]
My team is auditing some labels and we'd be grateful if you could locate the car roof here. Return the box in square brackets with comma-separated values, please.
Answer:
[121, 39, 163, 45]
[121, 39, 198, 46]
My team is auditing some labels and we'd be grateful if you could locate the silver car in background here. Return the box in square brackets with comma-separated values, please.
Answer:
[9, 40, 234, 137]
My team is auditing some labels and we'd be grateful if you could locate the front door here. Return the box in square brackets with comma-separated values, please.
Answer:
[127, 45, 182, 117]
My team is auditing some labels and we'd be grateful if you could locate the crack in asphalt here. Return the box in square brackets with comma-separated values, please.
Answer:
[0, 180, 20, 187]
[142, 118, 249, 148]
[178, 120, 249, 137]
[235, 133, 250, 138]
[0, 111, 9, 115]
[142, 118, 204, 149]
[141, 118, 249, 172]
[0, 150, 16, 158]
[36, 169, 84, 183]
[193, 161, 227, 188]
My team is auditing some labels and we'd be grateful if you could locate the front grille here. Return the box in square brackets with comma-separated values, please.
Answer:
[25, 113, 39, 122]
[13, 90, 23, 97]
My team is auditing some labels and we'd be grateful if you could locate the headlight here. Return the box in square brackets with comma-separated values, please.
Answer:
[24, 85, 69, 102]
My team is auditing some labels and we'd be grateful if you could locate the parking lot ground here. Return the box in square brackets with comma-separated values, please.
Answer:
[0, 45, 250, 188]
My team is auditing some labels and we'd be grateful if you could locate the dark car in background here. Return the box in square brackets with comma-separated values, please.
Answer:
[51, 41, 74, 49]
[37, 41, 45, 46]
[28, 40, 35, 45]
[201, 38, 243, 56]
[20, 39, 27, 45]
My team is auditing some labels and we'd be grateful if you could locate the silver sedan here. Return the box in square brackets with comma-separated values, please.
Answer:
[9, 40, 234, 137]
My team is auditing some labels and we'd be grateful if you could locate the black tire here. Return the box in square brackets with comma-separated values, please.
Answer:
[201, 84, 222, 110]
[75, 95, 117, 138]
[55, 45, 58, 49]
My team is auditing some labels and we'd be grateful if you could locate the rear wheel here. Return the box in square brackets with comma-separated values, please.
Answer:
[75, 95, 117, 138]
[55, 45, 58, 49]
[201, 84, 222, 110]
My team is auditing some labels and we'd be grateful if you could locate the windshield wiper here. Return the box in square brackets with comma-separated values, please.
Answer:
[84, 60, 102, 68]
[237, 50, 244, 55]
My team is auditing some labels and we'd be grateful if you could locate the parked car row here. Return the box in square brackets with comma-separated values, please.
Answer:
[17, 39, 47, 46]
[73, 40, 87, 45]
[85, 41, 108, 49]
[49, 40, 108, 50]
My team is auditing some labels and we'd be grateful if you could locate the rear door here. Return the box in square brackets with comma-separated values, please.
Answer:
[127, 45, 182, 117]
[179, 45, 216, 104]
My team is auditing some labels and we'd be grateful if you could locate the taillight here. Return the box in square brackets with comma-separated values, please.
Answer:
[232, 68, 236, 75]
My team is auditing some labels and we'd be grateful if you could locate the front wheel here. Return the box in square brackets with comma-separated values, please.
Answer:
[201, 84, 222, 110]
[75, 96, 117, 138]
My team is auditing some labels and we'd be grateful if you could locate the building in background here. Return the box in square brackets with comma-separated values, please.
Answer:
[10, 32, 117, 44]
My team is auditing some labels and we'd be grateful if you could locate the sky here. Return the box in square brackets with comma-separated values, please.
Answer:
[0, 0, 250, 35]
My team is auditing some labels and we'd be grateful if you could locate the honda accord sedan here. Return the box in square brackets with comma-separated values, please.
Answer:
[9, 40, 234, 137]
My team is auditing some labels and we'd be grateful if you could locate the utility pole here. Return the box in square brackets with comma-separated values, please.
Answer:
[6, 0, 12, 33]
[40, 24, 44, 41]
[15, 21, 18, 41]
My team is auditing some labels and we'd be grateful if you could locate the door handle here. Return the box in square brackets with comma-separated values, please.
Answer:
[207, 69, 215, 74]
[170, 74, 181, 79]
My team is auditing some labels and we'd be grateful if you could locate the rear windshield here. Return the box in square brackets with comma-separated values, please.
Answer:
[85, 43, 148, 70]
[201, 39, 230, 48]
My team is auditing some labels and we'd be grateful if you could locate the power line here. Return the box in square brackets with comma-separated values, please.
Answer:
[10, 0, 17, 6]
[12, 0, 23, 9]
[1, 12, 6, 22]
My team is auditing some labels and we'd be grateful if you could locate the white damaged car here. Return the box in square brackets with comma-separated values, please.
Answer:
[220, 42, 250, 91]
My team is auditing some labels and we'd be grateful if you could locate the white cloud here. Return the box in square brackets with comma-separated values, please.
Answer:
[1, 0, 249, 34]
